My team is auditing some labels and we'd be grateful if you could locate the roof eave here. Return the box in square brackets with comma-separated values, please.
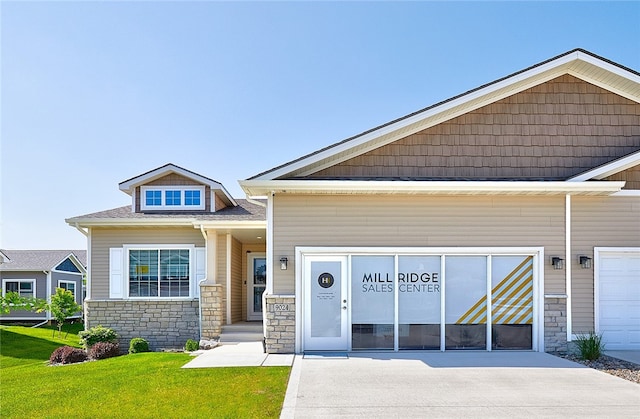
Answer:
[240, 179, 626, 197]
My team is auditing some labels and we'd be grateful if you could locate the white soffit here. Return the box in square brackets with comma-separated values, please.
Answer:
[249, 50, 640, 181]
[240, 180, 625, 197]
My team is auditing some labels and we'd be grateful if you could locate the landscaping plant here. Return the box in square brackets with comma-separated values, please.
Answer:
[88, 342, 120, 360]
[129, 337, 150, 354]
[42, 288, 82, 338]
[49, 346, 88, 365]
[574, 332, 605, 361]
[79, 325, 118, 349]
[185, 338, 199, 352]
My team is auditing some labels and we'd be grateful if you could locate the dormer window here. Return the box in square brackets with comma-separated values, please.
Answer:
[141, 186, 205, 210]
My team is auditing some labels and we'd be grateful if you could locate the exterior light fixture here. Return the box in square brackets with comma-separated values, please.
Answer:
[551, 257, 564, 270]
[579, 255, 592, 269]
[280, 257, 288, 270]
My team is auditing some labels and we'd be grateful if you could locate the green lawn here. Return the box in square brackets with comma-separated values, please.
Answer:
[0, 324, 290, 418]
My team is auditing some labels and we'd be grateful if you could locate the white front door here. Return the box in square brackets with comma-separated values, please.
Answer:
[247, 253, 266, 321]
[303, 255, 348, 351]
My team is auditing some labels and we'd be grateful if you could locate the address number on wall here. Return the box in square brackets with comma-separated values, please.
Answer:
[274, 304, 289, 311]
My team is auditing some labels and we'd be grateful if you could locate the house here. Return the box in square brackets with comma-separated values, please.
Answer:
[66, 164, 266, 350]
[239, 48, 640, 354]
[0, 250, 87, 322]
[68, 49, 639, 354]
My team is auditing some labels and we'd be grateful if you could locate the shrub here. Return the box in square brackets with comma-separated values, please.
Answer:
[79, 325, 118, 349]
[49, 346, 88, 365]
[185, 338, 199, 352]
[575, 332, 605, 361]
[129, 337, 150, 354]
[88, 342, 120, 360]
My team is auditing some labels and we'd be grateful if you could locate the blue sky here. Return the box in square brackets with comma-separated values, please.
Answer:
[1, 1, 639, 250]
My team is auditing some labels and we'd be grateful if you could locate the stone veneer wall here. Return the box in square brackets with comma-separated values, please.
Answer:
[85, 299, 199, 352]
[200, 283, 225, 339]
[544, 296, 568, 353]
[264, 295, 295, 353]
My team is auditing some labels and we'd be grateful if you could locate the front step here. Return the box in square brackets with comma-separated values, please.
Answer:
[219, 322, 264, 343]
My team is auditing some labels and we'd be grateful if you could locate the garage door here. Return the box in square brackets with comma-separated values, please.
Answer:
[597, 249, 640, 350]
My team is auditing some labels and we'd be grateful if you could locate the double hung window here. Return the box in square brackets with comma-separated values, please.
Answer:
[3, 280, 35, 298]
[58, 280, 76, 297]
[128, 249, 191, 297]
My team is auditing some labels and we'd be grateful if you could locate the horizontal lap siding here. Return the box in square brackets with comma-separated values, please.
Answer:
[571, 196, 640, 333]
[273, 194, 565, 295]
[90, 228, 205, 299]
[231, 237, 243, 323]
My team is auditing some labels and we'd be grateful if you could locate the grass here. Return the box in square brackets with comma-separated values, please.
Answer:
[1, 324, 290, 418]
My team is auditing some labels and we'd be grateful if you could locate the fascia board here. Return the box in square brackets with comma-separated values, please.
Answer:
[240, 180, 625, 196]
[568, 150, 640, 182]
[192, 221, 267, 229]
[65, 218, 199, 227]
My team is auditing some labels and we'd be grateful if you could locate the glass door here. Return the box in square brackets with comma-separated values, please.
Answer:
[303, 255, 348, 351]
[247, 254, 266, 321]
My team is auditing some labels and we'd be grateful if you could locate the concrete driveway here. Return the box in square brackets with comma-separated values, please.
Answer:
[280, 351, 640, 418]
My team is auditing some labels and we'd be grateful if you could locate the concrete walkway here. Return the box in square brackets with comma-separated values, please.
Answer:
[182, 342, 294, 368]
[281, 351, 640, 418]
[605, 350, 640, 365]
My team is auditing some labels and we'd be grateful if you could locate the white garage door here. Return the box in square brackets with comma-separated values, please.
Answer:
[597, 249, 640, 350]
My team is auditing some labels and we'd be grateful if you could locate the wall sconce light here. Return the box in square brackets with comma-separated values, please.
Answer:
[280, 257, 288, 270]
[579, 256, 592, 269]
[551, 257, 564, 270]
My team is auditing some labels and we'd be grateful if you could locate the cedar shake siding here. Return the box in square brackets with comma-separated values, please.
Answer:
[89, 228, 205, 299]
[571, 196, 640, 333]
[304, 75, 640, 180]
[272, 194, 566, 295]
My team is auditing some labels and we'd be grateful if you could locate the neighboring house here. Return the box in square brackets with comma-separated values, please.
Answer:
[68, 49, 639, 354]
[66, 164, 266, 350]
[0, 250, 87, 321]
[239, 49, 640, 354]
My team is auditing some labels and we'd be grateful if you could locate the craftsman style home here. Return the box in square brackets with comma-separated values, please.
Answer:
[69, 49, 639, 353]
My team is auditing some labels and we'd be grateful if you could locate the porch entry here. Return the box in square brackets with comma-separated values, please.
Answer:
[247, 253, 266, 321]
[301, 249, 540, 352]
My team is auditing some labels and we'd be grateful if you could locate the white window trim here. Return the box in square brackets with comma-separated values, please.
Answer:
[2, 278, 37, 298]
[140, 185, 206, 210]
[123, 244, 196, 299]
[58, 280, 76, 297]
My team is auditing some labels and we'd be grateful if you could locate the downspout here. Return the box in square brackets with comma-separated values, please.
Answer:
[44, 270, 52, 322]
[565, 194, 572, 342]
[198, 225, 208, 340]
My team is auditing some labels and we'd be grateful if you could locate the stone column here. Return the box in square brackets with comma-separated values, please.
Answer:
[200, 283, 225, 339]
[544, 294, 568, 353]
[264, 294, 295, 353]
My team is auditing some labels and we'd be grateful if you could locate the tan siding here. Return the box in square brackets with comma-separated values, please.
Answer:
[242, 244, 266, 321]
[90, 227, 205, 299]
[306, 75, 640, 180]
[216, 234, 228, 323]
[147, 174, 201, 186]
[602, 164, 640, 190]
[214, 194, 226, 211]
[272, 194, 566, 295]
[571, 196, 640, 333]
[230, 236, 243, 323]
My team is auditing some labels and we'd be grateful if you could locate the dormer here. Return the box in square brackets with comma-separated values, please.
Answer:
[119, 164, 237, 213]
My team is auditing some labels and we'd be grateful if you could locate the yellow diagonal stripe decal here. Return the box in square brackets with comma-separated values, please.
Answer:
[456, 256, 533, 325]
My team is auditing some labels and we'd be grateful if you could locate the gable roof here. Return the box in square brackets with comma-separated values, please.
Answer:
[246, 49, 640, 182]
[568, 150, 640, 182]
[0, 250, 87, 273]
[119, 163, 237, 207]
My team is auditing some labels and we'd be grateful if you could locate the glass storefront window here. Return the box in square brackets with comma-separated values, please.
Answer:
[398, 256, 441, 349]
[445, 256, 487, 350]
[351, 255, 395, 350]
[491, 256, 534, 350]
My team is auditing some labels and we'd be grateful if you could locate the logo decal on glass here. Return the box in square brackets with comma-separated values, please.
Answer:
[318, 273, 334, 288]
